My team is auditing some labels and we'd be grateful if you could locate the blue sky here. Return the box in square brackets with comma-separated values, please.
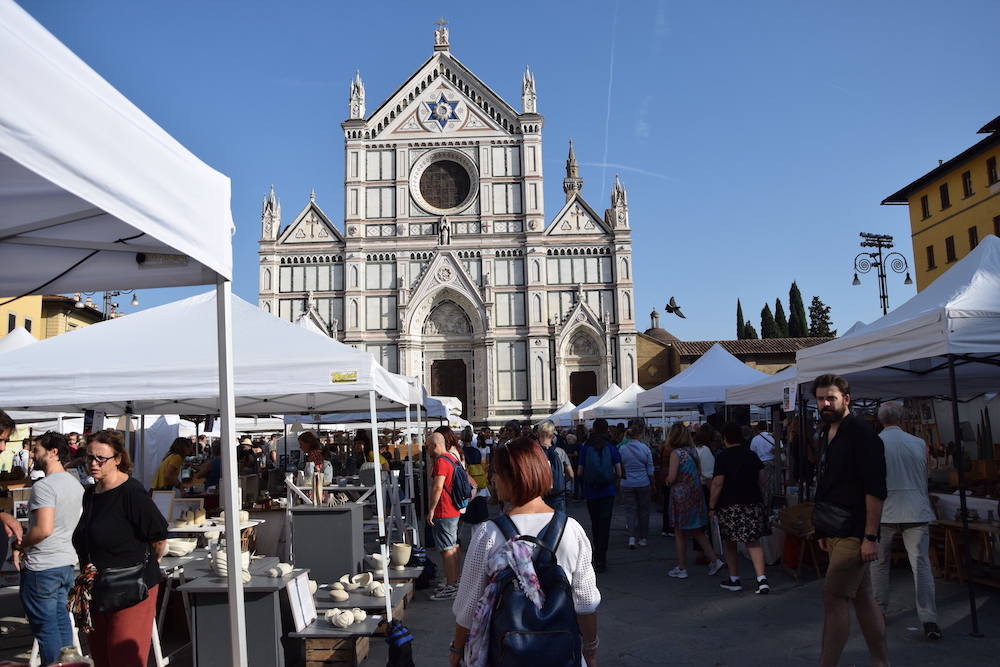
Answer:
[16, 0, 1000, 341]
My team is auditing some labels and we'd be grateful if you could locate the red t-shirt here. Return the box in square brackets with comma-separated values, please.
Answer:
[432, 453, 460, 519]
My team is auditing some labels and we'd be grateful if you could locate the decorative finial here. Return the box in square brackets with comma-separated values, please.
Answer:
[563, 139, 583, 202]
[434, 17, 450, 50]
[349, 70, 365, 119]
[522, 66, 536, 113]
[310, 189, 316, 202]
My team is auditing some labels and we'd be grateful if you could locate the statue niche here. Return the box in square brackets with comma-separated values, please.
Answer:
[569, 333, 599, 358]
[422, 301, 472, 336]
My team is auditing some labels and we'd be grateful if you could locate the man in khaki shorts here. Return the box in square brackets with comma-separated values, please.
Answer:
[812, 375, 889, 667]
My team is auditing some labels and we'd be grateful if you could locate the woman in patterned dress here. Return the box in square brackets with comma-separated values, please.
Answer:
[664, 423, 724, 579]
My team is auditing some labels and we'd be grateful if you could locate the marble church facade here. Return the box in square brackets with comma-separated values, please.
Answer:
[258, 23, 638, 424]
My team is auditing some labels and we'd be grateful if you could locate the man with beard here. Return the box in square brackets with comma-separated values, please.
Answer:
[812, 375, 888, 667]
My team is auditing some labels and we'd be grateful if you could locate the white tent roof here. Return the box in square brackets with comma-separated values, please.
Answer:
[541, 401, 577, 427]
[295, 313, 328, 337]
[796, 235, 1000, 399]
[573, 384, 622, 422]
[0, 0, 232, 292]
[581, 382, 645, 420]
[0, 291, 411, 414]
[725, 365, 798, 405]
[638, 343, 771, 409]
[0, 326, 37, 354]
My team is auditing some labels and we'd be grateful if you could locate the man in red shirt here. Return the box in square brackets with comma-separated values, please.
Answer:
[425, 432, 462, 601]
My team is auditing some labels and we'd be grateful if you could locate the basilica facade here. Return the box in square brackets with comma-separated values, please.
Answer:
[258, 23, 638, 424]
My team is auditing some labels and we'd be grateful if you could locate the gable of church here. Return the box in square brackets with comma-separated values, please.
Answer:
[556, 297, 607, 354]
[545, 195, 612, 237]
[278, 201, 343, 245]
[404, 250, 487, 334]
[365, 53, 521, 140]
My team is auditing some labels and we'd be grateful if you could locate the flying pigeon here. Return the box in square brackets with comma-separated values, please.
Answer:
[664, 297, 686, 319]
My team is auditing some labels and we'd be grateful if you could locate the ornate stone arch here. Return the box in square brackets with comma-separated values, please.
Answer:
[422, 300, 473, 336]
[561, 327, 606, 360]
[405, 286, 486, 337]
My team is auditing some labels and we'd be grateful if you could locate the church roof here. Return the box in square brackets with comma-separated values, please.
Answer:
[643, 327, 679, 343]
[674, 337, 834, 357]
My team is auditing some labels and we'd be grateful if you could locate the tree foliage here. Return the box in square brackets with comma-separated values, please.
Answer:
[760, 303, 779, 338]
[809, 296, 837, 337]
[774, 298, 789, 338]
[744, 320, 759, 339]
[736, 299, 746, 339]
[788, 281, 809, 337]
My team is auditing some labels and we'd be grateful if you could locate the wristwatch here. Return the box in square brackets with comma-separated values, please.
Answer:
[864, 533, 880, 542]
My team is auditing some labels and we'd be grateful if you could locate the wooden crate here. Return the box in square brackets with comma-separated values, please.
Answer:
[970, 459, 997, 480]
[372, 598, 405, 636]
[305, 635, 369, 667]
[776, 502, 814, 535]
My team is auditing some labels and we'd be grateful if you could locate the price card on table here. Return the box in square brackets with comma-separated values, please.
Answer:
[287, 571, 317, 633]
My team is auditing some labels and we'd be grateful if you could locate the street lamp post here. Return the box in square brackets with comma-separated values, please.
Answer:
[852, 232, 913, 315]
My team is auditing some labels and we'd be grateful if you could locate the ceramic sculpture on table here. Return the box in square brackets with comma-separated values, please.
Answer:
[329, 588, 350, 602]
[339, 574, 361, 591]
[266, 562, 294, 578]
[325, 608, 353, 628]
[391, 543, 412, 570]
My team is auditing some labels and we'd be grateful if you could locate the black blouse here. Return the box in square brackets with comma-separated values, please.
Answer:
[73, 476, 169, 572]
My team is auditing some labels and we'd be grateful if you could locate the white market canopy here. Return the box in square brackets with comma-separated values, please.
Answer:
[580, 382, 644, 420]
[796, 235, 1000, 399]
[0, 0, 232, 293]
[638, 343, 771, 409]
[572, 384, 622, 422]
[0, 291, 411, 414]
[0, 326, 37, 354]
[725, 365, 798, 406]
[541, 400, 577, 427]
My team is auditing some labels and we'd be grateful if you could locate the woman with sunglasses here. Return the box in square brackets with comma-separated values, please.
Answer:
[71, 429, 168, 667]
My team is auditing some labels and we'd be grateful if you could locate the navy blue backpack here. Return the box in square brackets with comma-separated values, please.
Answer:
[488, 512, 581, 667]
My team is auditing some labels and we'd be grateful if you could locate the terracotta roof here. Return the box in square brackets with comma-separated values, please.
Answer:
[675, 337, 835, 357]
[643, 327, 680, 343]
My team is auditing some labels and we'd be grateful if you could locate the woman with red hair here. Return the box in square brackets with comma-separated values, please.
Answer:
[448, 437, 601, 667]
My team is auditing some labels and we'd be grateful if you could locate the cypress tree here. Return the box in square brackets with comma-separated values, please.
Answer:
[744, 320, 759, 339]
[760, 304, 778, 338]
[809, 296, 837, 337]
[736, 299, 746, 339]
[774, 298, 789, 338]
[788, 281, 808, 337]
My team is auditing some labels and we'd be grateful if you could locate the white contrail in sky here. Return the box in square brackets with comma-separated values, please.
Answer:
[602, 1, 619, 200]
[580, 162, 670, 180]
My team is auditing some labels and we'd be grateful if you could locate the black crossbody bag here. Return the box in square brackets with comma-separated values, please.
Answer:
[811, 428, 853, 538]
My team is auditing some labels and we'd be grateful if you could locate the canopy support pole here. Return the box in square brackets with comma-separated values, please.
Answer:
[369, 390, 394, 621]
[216, 279, 249, 665]
[948, 354, 983, 637]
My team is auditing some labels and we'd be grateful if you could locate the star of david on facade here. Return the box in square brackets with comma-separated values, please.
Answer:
[425, 95, 459, 129]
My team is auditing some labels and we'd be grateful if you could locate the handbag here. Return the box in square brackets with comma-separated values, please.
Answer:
[811, 501, 853, 538]
[94, 549, 157, 614]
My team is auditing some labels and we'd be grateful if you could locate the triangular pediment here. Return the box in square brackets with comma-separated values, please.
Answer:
[365, 52, 521, 139]
[278, 200, 343, 245]
[556, 298, 607, 353]
[404, 250, 487, 335]
[545, 194, 612, 236]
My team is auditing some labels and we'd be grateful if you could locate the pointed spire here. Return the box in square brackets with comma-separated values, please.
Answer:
[563, 140, 583, 202]
[349, 70, 365, 119]
[522, 66, 537, 114]
[606, 174, 628, 229]
[611, 174, 627, 207]
[261, 185, 280, 240]
[310, 189, 316, 202]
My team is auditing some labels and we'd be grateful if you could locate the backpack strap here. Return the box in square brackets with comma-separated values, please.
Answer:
[490, 512, 567, 566]
[491, 513, 519, 541]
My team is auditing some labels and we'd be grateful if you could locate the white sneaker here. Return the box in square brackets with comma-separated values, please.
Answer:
[668, 566, 688, 579]
[638, 538, 648, 547]
[628, 537, 636, 549]
[708, 559, 725, 576]
[430, 585, 457, 601]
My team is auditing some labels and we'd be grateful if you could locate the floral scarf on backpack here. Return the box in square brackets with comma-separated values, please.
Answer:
[465, 535, 545, 667]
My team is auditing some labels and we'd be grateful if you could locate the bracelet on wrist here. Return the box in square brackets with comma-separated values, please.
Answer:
[449, 642, 463, 655]
[582, 636, 599, 651]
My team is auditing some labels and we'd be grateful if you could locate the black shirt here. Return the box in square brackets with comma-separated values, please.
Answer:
[713, 445, 765, 508]
[814, 414, 887, 539]
[73, 477, 169, 572]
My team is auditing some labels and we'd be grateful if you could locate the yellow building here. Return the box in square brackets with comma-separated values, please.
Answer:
[1, 294, 106, 341]
[883, 114, 1000, 291]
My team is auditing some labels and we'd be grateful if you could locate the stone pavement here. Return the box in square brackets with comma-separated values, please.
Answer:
[1, 499, 998, 666]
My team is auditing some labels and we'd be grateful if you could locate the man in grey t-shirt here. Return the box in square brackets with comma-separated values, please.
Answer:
[14, 432, 84, 665]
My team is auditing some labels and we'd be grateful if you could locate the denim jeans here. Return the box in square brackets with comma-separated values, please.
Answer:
[20, 565, 75, 665]
[870, 522, 937, 623]
[586, 495, 615, 566]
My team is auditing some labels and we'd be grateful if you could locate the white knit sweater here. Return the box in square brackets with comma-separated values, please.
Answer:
[452, 511, 602, 628]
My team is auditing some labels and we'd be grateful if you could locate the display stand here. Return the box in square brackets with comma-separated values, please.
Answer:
[290, 616, 381, 667]
[291, 504, 365, 582]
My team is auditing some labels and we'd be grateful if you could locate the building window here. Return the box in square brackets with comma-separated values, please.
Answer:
[969, 226, 979, 250]
[492, 183, 522, 214]
[945, 236, 956, 263]
[545, 256, 612, 285]
[23, 318, 32, 334]
[365, 262, 397, 290]
[988, 156, 998, 185]
[366, 343, 399, 373]
[491, 146, 522, 177]
[278, 264, 343, 294]
[6, 313, 15, 333]
[926, 245, 936, 270]
[365, 187, 395, 218]
[939, 183, 950, 210]
[962, 171, 974, 198]
[365, 296, 397, 330]
[495, 292, 526, 326]
[366, 150, 394, 181]
[497, 341, 527, 401]
[920, 195, 930, 219]
[494, 258, 525, 286]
